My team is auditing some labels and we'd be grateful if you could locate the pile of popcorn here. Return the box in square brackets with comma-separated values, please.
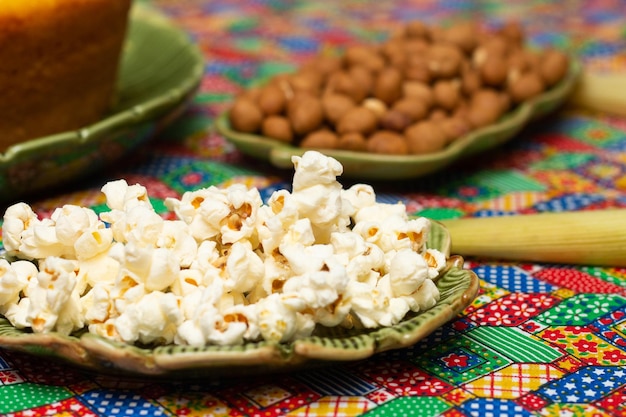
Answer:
[0, 151, 445, 346]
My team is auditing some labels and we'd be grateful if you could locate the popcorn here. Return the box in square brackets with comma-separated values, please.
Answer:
[424, 248, 447, 279]
[0, 151, 446, 347]
[388, 249, 429, 296]
[281, 245, 349, 310]
[176, 279, 252, 346]
[81, 284, 114, 324]
[15, 216, 70, 259]
[219, 184, 264, 245]
[52, 205, 101, 247]
[114, 291, 182, 345]
[341, 184, 377, 213]
[101, 179, 152, 211]
[106, 205, 164, 247]
[171, 267, 204, 297]
[76, 249, 121, 289]
[164, 186, 232, 242]
[2, 202, 39, 254]
[256, 293, 314, 343]
[291, 151, 343, 191]
[26, 257, 82, 335]
[157, 220, 198, 268]
[224, 241, 264, 293]
[347, 279, 397, 328]
[0, 260, 36, 313]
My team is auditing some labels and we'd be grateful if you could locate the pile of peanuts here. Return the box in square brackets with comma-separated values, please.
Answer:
[227, 20, 570, 155]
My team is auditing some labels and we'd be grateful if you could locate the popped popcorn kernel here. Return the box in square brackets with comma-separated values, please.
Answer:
[0, 150, 445, 346]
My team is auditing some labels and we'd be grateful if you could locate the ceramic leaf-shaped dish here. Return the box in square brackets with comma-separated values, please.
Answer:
[0, 221, 478, 378]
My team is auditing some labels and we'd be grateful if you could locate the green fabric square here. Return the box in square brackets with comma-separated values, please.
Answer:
[471, 170, 546, 193]
[414, 335, 512, 385]
[530, 153, 595, 171]
[467, 326, 562, 363]
[0, 383, 72, 414]
[365, 396, 450, 417]
[569, 120, 625, 147]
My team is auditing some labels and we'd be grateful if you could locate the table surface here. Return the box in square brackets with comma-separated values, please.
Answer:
[2, 0, 626, 416]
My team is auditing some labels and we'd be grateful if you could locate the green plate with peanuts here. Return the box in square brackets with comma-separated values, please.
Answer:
[217, 59, 580, 181]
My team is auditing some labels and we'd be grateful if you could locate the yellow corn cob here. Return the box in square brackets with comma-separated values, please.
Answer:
[570, 70, 626, 117]
[440, 209, 626, 266]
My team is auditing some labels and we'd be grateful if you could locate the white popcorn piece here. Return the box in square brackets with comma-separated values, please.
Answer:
[114, 291, 182, 345]
[219, 184, 263, 245]
[165, 186, 231, 241]
[18, 217, 72, 260]
[110, 272, 147, 315]
[346, 242, 386, 286]
[176, 279, 250, 346]
[291, 150, 343, 192]
[283, 218, 316, 247]
[353, 201, 408, 224]
[141, 247, 180, 293]
[118, 242, 179, 292]
[121, 205, 165, 247]
[26, 257, 83, 335]
[350, 273, 431, 328]
[353, 213, 428, 255]
[170, 267, 204, 297]
[101, 179, 152, 212]
[74, 226, 114, 261]
[52, 205, 101, 248]
[156, 220, 198, 268]
[199, 304, 257, 346]
[178, 313, 221, 346]
[424, 248, 447, 279]
[54, 287, 85, 336]
[256, 293, 314, 343]
[330, 230, 368, 261]
[120, 241, 153, 279]
[345, 280, 395, 328]
[312, 291, 353, 328]
[388, 249, 429, 297]
[88, 318, 120, 341]
[255, 250, 292, 301]
[82, 284, 115, 324]
[2, 202, 38, 255]
[189, 240, 221, 276]
[281, 246, 349, 310]
[257, 190, 301, 254]
[292, 184, 344, 231]
[279, 242, 332, 276]
[341, 184, 377, 214]
[224, 241, 264, 293]
[3, 298, 31, 330]
[0, 259, 36, 313]
[75, 250, 121, 291]
[404, 279, 441, 312]
[407, 217, 431, 251]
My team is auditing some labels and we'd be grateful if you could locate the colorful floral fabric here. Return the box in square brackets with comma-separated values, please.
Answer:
[2, 0, 626, 415]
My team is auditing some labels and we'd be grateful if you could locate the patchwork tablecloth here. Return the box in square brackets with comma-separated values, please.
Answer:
[2, 0, 626, 416]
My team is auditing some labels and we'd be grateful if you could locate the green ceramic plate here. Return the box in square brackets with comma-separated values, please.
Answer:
[0, 4, 204, 203]
[216, 61, 580, 180]
[0, 221, 479, 378]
